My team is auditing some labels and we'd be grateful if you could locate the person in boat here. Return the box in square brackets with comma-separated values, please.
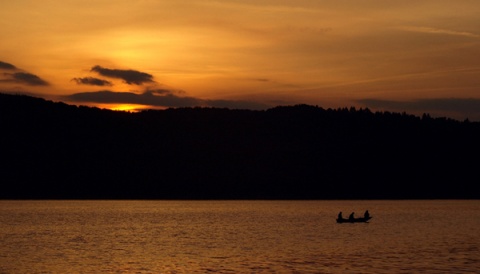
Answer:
[348, 212, 355, 221]
[338, 212, 343, 220]
[364, 210, 370, 219]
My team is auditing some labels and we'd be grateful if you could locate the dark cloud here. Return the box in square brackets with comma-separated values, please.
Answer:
[3, 72, 49, 86]
[0, 61, 49, 87]
[253, 78, 270, 82]
[0, 61, 17, 70]
[65, 90, 268, 110]
[72, 77, 112, 86]
[144, 88, 173, 95]
[357, 98, 480, 121]
[66, 90, 200, 107]
[91, 65, 154, 85]
[144, 86, 186, 95]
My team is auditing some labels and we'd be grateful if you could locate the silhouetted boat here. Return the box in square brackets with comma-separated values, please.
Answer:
[336, 216, 372, 223]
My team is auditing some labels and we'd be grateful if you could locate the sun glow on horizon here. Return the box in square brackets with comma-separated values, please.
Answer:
[2, 0, 480, 120]
[109, 104, 148, 112]
[106, 103, 165, 112]
[67, 102, 158, 113]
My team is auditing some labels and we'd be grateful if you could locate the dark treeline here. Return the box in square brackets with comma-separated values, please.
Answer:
[1, 93, 479, 199]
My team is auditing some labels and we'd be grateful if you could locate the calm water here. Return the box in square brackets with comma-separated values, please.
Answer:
[0, 200, 479, 273]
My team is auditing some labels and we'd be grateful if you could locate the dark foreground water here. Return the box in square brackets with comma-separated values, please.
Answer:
[0, 200, 479, 273]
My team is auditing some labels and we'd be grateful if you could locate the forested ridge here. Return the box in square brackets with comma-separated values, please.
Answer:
[1, 93, 479, 199]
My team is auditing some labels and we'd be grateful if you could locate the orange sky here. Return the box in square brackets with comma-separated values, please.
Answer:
[1, 0, 480, 120]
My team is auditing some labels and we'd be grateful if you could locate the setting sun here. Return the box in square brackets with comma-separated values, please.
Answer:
[109, 104, 154, 112]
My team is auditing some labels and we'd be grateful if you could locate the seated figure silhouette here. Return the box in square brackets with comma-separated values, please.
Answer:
[348, 212, 355, 221]
[338, 212, 343, 220]
[364, 210, 370, 219]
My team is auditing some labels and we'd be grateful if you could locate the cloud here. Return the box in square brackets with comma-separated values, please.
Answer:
[3, 72, 49, 86]
[91, 65, 154, 85]
[252, 78, 270, 82]
[0, 61, 17, 70]
[72, 77, 112, 86]
[65, 90, 268, 110]
[0, 61, 49, 86]
[398, 26, 480, 38]
[144, 87, 182, 95]
[67, 90, 200, 107]
[357, 98, 480, 121]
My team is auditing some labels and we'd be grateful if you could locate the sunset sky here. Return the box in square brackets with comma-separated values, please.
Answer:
[1, 0, 480, 120]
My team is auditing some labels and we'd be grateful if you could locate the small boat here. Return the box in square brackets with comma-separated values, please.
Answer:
[336, 216, 372, 223]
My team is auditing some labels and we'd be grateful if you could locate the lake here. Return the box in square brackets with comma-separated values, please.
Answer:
[0, 200, 479, 273]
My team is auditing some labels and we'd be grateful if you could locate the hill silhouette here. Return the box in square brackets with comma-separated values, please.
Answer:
[1, 93, 479, 199]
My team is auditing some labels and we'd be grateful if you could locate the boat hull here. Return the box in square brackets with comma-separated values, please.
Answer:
[336, 216, 372, 223]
